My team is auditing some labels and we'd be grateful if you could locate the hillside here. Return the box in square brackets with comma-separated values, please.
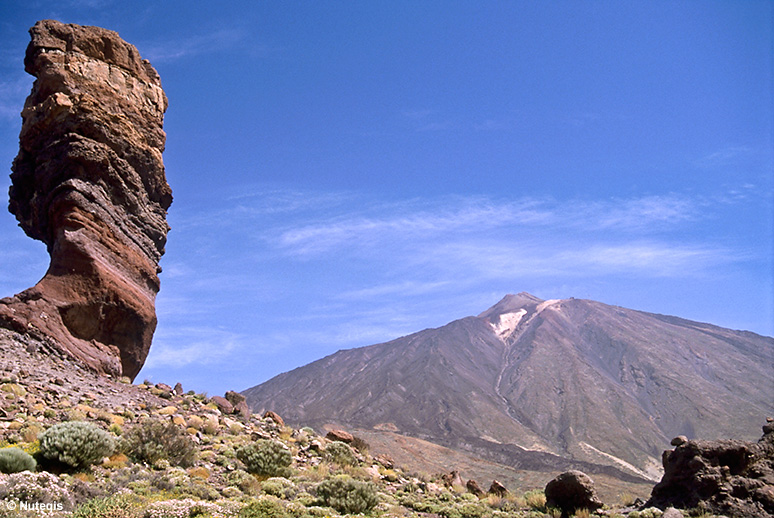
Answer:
[0, 326, 655, 516]
[243, 293, 774, 482]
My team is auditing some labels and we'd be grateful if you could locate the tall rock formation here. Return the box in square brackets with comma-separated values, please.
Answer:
[0, 20, 172, 380]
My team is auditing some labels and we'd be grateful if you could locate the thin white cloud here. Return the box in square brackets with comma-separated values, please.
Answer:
[144, 326, 248, 368]
[337, 280, 453, 300]
[474, 119, 511, 131]
[140, 28, 249, 63]
[696, 146, 755, 167]
[591, 195, 698, 230]
[272, 193, 699, 256]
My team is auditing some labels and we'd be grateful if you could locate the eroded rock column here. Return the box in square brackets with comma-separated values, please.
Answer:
[0, 20, 172, 380]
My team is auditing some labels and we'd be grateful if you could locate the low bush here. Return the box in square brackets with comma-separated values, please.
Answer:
[39, 421, 114, 469]
[119, 418, 196, 467]
[236, 440, 292, 477]
[239, 497, 290, 518]
[261, 477, 297, 499]
[315, 475, 379, 514]
[323, 441, 357, 467]
[0, 447, 36, 473]
[71, 493, 140, 518]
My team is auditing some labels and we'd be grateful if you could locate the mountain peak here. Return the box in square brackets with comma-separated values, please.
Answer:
[477, 292, 544, 319]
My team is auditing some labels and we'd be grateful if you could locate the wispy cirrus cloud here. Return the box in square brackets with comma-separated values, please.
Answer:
[140, 27, 268, 63]
[251, 191, 746, 291]
[144, 326, 249, 368]
[272, 193, 701, 256]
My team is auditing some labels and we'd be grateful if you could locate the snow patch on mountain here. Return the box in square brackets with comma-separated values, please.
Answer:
[490, 309, 527, 339]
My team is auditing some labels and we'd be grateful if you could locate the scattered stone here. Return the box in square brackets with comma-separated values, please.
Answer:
[263, 411, 285, 427]
[225, 391, 246, 406]
[173, 383, 184, 396]
[670, 435, 688, 447]
[545, 470, 603, 518]
[374, 454, 394, 469]
[326, 429, 354, 443]
[233, 400, 251, 420]
[488, 479, 509, 497]
[210, 396, 233, 415]
[662, 508, 683, 518]
[466, 479, 485, 498]
[441, 470, 463, 488]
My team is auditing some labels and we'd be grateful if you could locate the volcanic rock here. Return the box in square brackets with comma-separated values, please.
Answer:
[263, 410, 285, 427]
[0, 20, 171, 380]
[544, 470, 603, 518]
[440, 470, 463, 489]
[646, 421, 774, 517]
[326, 429, 354, 444]
[466, 479, 485, 497]
[210, 396, 234, 415]
[487, 479, 509, 497]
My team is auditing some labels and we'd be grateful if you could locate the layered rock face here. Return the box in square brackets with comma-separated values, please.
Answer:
[0, 20, 172, 380]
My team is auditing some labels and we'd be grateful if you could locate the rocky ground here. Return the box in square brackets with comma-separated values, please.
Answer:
[0, 329, 751, 517]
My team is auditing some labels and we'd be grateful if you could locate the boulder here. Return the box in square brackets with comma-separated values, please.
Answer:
[210, 396, 233, 415]
[466, 479, 485, 498]
[374, 454, 394, 469]
[326, 429, 354, 443]
[544, 470, 603, 518]
[488, 479, 509, 497]
[225, 390, 246, 406]
[441, 470, 463, 488]
[646, 420, 774, 517]
[0, 20, 172, 380]
[263, 411, 284, 427]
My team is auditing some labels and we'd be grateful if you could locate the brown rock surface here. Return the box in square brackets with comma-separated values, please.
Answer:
[0, 20, 172, 380]
[326, 429, 354, 444]
[646, 421, 774, 517]
[544, 470, 603, 518]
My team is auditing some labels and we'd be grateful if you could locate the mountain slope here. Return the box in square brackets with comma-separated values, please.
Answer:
[243, 293, 774, 481]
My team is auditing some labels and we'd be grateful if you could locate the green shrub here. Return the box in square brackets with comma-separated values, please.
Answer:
[0, 447, 36, 473]
[239, 497, 290, 518]
[39, 421, 114, 469]
[118, 418, 196, 467]
[315, 475, 379, 514]
[323, 441, 357, 466]
[261, 477, 297, 499]
[226, 469, 261, 495]
[72, 493, 140, 518]
[236, 440, 292, 477]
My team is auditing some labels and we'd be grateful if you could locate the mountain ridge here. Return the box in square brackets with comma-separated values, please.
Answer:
[243, 293, 774, 482]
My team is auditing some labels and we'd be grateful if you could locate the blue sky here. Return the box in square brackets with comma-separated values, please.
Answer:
[0, 1, 771, 396]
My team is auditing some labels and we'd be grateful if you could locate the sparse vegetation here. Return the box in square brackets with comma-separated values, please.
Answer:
[38, 421, 115, 469]
[70, 493, 141, 518]
[0, 446, 36, 473]
[119, 418, 196, 467]
[237, 439, 293, 477]
[323, 440, 357, 466]
[0, 345, 658, 518]
[315, 474, 380, 514]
